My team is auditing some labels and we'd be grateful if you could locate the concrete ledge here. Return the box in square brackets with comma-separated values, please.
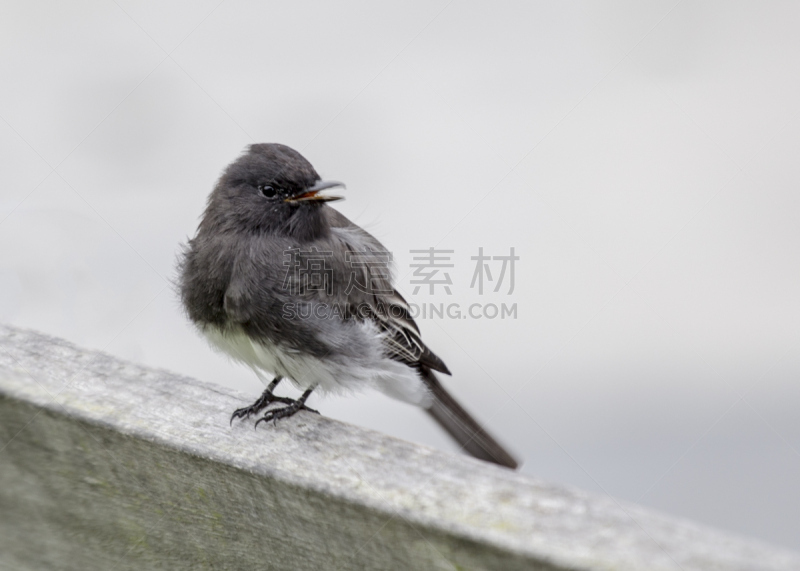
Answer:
[0, 324, 798, 570]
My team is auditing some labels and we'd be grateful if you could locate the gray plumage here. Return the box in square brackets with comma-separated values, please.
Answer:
[179, 143, 518, 469]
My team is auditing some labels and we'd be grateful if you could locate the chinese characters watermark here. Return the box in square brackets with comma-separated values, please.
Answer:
[409, 248, 454, 295]
[470, 247, 517, 294]
[280, 246, 519, 320]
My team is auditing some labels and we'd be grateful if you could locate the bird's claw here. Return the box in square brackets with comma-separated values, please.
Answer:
[230, 392, 295, 425]
[253, 402, 319, 428]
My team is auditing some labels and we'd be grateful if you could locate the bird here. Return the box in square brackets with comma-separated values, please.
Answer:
[178, 143, 518, 469]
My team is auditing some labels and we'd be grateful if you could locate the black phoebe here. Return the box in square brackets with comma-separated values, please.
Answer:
[179, 143, 518, 469]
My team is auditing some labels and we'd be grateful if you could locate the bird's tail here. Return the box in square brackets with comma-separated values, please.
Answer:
[420, 368, 519, 469]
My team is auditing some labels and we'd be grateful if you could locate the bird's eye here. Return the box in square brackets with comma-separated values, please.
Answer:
[258, 185, 276, 198]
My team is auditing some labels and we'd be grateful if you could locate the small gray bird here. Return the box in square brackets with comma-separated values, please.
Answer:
[179, 143, 518, 469]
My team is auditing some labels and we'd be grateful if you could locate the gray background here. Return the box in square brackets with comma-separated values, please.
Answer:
[1, 0, 798, 552]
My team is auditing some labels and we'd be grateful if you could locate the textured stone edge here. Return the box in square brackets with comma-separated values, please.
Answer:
[1, 323, 799, 571]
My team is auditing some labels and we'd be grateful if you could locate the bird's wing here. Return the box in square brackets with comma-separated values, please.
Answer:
[325, 208, 451, 375]
[372, 288, 451, 374]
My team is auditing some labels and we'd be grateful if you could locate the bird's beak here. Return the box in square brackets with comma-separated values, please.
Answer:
[284, 180, 345, 203]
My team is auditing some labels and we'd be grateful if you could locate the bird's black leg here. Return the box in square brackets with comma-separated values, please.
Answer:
[254, 385, 319, 428]
[230, 377, 296, 424]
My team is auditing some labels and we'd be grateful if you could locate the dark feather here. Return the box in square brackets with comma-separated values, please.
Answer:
[421, 368, 518, 469]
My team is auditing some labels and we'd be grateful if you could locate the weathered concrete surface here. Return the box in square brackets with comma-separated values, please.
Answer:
[0, 324, 798, 571]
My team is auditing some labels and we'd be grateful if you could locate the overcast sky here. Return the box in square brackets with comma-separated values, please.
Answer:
[1, 0, 799, 551]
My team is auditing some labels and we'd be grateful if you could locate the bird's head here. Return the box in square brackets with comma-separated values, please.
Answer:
[202, 143, 344, 239]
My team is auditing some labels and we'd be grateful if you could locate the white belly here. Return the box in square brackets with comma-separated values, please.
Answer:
[200, 324, 430, 406]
